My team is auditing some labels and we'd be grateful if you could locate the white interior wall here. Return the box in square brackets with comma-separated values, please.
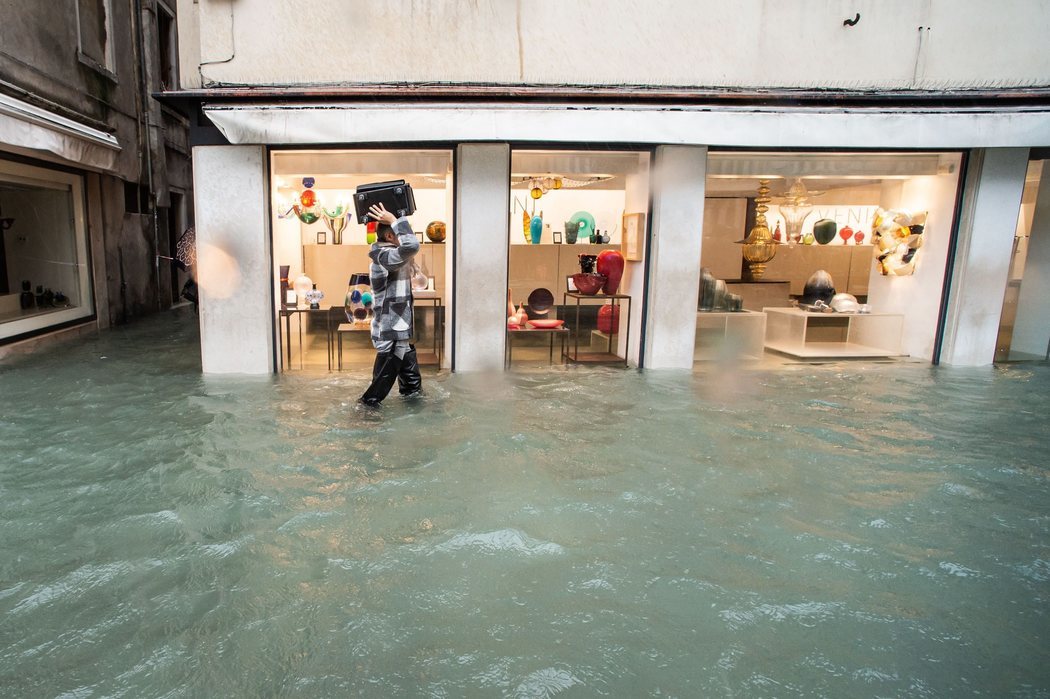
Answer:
[1010, 168, 1050, 358]
[509, 189, 626, 245]
[1, 188, 79, 304]
[620, 164, 650, 366]
[866, 171, 959, 360]
[277, 188, 448, 247]
[941, 148, 1031, 366]
[194, 145, 273, 375]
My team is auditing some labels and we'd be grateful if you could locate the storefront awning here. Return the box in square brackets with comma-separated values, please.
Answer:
[0, 93, 121, 171]
[203, 102, 1050, 149]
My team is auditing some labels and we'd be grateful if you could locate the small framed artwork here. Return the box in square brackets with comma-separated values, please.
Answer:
[316, 231, 327, 245]
[553, 231, 563, 244]
[566, 275, 578, 293]
[622, 213, 645, 261]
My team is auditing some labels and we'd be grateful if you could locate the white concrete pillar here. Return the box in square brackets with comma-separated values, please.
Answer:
[453, 143, 510, 371]
[192, 145, 273, 374]
[940, 148, 1030, 366]
[1010, 166, 1050, 359]
[643, 145, 708, 369]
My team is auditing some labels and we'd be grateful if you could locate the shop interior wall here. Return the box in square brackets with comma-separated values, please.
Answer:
[277, 187, 449, 306]
[701, 184, 882, 298]
[0, 187, 80, 308]
[1010, 166, 1050, 358]
[620, 164, 650, 365]
[867, 171, 960, 360]
[509, 190, 626, 245]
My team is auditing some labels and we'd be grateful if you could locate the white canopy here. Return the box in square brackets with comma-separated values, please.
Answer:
[203, 101, 1050, 149]
[0, 93, 120, 171]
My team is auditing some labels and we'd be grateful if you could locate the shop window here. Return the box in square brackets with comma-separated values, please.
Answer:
[697, 151, 962, 365]
[270, 149, 453, 372]
[0, 159, 94, 342]
[77, 0, 115, 77]
[996, 160, 1049, 362]
[506, 150, 650, 369]
[124, 180, 150, 215]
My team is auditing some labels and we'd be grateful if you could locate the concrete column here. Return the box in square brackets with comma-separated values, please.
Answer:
[192, 145, 273, 374]
[1011, 166, 1050, 359]
[940, 148, 1030, 366]
[452, 143, 510, 372]
[643, 145, 708, 369]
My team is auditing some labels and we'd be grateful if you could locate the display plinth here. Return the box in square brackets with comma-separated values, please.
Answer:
[562, 291, 631, 366]
[762, 307, 903, 358]
[694, 310, 767, 361]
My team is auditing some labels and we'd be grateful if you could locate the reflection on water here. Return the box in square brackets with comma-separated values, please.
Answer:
[1, 309, 1048, 696]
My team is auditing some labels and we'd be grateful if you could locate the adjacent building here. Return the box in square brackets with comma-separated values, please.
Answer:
[167, 1, 1050, 374]
[0, 0, 193, 356]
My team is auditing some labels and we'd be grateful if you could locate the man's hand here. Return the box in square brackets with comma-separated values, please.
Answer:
[368, 202, 398, 226]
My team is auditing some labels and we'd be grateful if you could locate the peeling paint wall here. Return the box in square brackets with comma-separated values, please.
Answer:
[182, 0, 1050, 90]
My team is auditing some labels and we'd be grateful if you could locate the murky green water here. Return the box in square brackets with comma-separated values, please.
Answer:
[1, 309, 1048, 697]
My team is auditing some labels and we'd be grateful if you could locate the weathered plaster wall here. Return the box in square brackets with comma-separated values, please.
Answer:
[1, 0, 195, 330]
[185, 0, 1050, 90]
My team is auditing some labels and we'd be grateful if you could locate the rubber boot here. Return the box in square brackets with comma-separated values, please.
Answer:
[398, 345, 423, 396]
[359, 351, 403, 406]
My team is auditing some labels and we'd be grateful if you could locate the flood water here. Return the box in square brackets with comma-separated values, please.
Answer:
[1, 308, 1048, 697]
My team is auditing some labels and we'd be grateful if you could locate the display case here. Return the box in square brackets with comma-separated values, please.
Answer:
[694, 310, 767, 361]
[763, 307, 903, 358]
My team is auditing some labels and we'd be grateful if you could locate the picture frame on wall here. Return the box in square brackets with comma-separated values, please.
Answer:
[566, 275, 578, 293]
[316, 231, 327, 245]
[553, 231, 563, 244]
[622, 213, 645, 261]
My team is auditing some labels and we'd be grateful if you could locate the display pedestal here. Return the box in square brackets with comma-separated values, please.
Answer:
[562, 292, 631, 366]
[694, 310, 766, 361]
[763, 307, 903, 358]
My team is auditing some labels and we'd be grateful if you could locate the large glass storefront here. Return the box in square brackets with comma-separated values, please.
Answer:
[996, 159, 1049, 362]
[697, 151, 963, 364]
[505, 149, 650, 368]
[270, 149, 452, 371]
[0, 157, 93, 343]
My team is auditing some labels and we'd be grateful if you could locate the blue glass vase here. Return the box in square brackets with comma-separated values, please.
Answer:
[530, 216, 543, 244]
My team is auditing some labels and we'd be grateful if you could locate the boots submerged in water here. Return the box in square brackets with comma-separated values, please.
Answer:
[398, 344, 423, 397]
[359, 351, 403, 406]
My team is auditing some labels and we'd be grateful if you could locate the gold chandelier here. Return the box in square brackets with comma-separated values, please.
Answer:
[739, 179, 779, 279]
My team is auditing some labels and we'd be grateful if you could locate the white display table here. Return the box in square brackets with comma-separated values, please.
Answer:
[694, 310, 767, 361]
[762, 307, 903, 358]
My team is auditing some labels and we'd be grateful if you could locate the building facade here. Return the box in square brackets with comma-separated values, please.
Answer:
[0, 0, 193, 357]
[169, 0, 1050, 374]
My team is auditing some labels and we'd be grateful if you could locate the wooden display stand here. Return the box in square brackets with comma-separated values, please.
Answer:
[762, 307, 903, 359]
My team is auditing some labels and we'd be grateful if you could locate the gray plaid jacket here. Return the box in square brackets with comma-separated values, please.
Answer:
[368, 218, 420, 347]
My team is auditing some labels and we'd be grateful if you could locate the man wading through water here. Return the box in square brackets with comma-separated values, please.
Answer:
[360, 202, 424, 406]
